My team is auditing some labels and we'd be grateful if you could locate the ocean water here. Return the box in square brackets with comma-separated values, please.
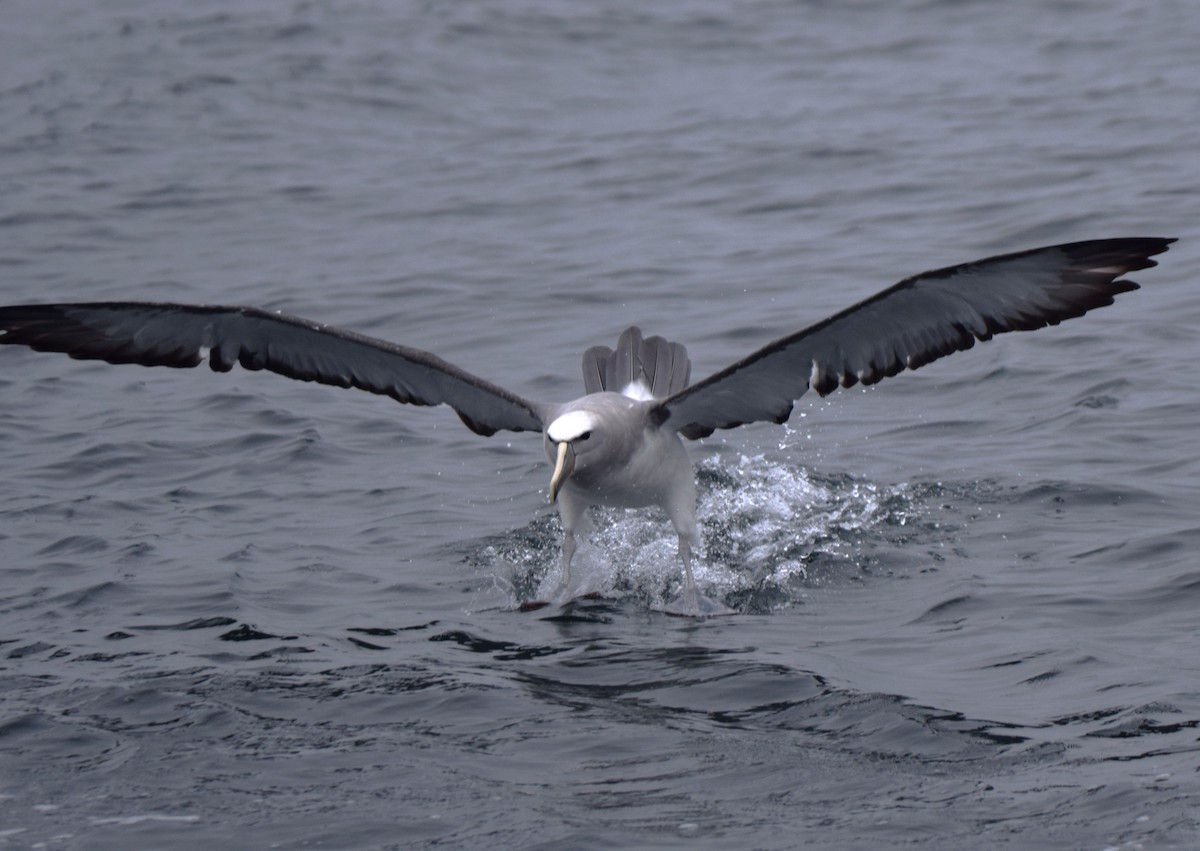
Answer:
[2, 1, 1199, 848]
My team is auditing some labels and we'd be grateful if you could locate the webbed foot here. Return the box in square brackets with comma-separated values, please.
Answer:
[663, 587, 737, 618]
[520, 572, 600, 613]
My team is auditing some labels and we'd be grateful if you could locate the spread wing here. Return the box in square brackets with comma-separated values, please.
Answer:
[0, 302, 548, 436]
[654, 238, 1174, 439]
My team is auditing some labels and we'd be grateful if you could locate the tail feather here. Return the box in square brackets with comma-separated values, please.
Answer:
[581, 344, 610, 395]
[611, 327, 642, 395]
[580, 326, 691, 399]
[649, 334, 690, 397]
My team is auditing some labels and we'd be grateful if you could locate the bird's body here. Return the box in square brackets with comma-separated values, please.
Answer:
[542, 387, 713, 613]
[0, 238, 1175, 616]
[547, 396, 689, 510]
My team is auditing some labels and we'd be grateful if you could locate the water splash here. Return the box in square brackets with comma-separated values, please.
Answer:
[470, 453, 948, 614]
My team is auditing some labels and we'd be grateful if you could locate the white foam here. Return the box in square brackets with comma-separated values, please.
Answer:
[91, 815, 200, 826]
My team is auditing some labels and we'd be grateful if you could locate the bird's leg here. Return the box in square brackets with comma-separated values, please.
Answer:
[664, 529, 735, 618]
[678, 534, 697, 594]
[521, 527, 579, 612]
[535, 494, 595, 607]
[549, 527, 578, 604]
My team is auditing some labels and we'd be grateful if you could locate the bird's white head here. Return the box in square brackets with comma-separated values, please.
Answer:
[545, 410, 598, 504]
[546, 410, 597, 444]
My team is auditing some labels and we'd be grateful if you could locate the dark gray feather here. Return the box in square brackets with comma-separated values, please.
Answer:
[582, 326, 692, 399]
[646, 334, 690, 397]
[609, 327, 642, 393]
[581, 345, 610, 395]
[654, 238, 1174, 439]
[0, 303, 547, 436]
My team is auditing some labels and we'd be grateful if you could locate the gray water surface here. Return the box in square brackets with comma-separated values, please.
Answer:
[2, 1, 1199, 848]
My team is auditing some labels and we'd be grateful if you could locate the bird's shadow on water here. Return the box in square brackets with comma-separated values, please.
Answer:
[465, 454, 976, 616]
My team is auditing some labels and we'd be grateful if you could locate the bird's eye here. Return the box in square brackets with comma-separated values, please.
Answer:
[578, 431, 592, 441]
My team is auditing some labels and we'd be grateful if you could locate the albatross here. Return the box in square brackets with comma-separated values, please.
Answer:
[0, 237, 1174, 615]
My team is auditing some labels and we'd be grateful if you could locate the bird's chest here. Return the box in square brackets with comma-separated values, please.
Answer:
[569, 430, 688, 508]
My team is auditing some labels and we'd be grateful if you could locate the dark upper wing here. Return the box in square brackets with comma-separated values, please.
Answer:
[0, 302, 548, 436]
[654, 238, 1175, 439]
